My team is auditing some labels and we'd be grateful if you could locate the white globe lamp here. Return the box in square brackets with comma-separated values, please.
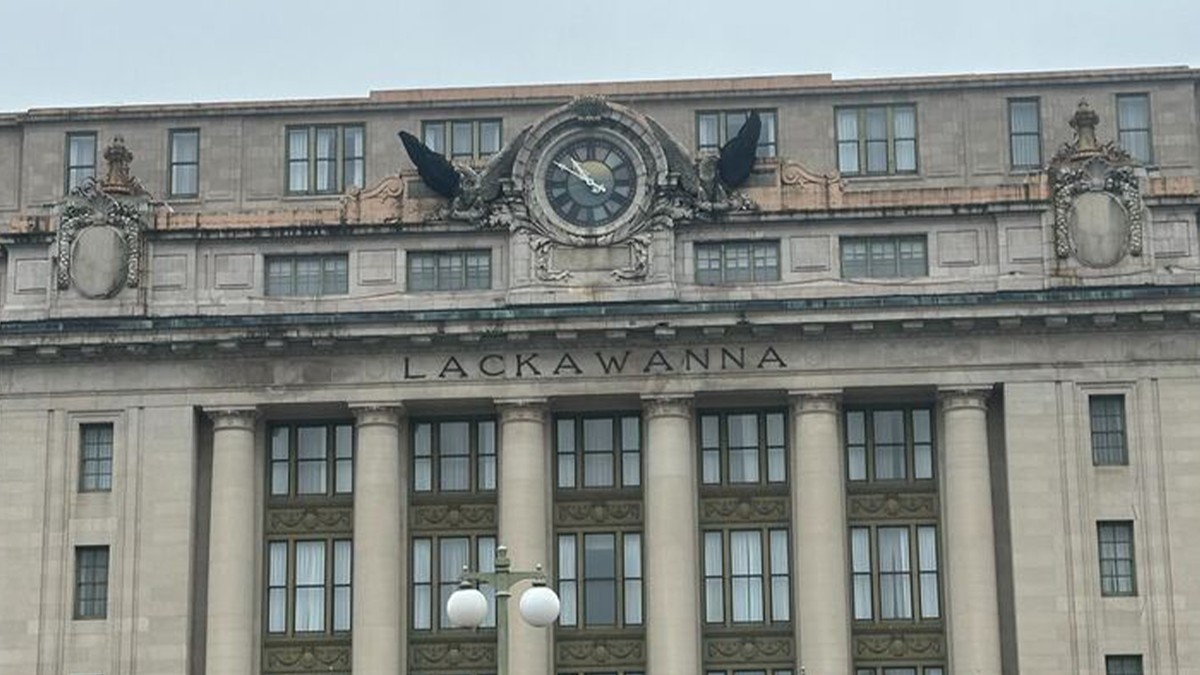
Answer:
[518, 583, 561, 627]
[446, 586, 488, 628]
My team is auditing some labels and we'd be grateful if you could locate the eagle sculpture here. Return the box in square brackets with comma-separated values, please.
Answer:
[717, 111, 761, 189]
[398, 131, 460, 199]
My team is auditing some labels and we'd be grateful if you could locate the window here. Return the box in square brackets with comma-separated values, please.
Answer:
[1008, 99, 1042, 169]
[407, 250, 492, 292]
[850, 525, 940, 621]
[412, 419, 497, 493]
[699, 411, 787, 486]
[66, 132, 97, 192]
[74, 546, 109, 619]
[265, 538, 352, 634]
[265, 254, 349, 297]
[269, 423, 354, 498]
[836, 105, 917, 175]
[696, 109, 778, 158]
[1106, 655, 1144, 675]
[286, 124, 365, 195]
[1116, 94, 1151, 164]
[412, 535, 496, 629]
[168, 129, 200, 197]
[706, 670, 794, 675]
[695, 241, 780, 285]
[422, 119, 502, 161]
[846, 408, 934, 483]
[1090, 395, 1128, 466]
[840, 236, 927, 279]
[855, 668, 944, 675]
[703, 528, 790, 624]
[79, 423, 114, 492]
[556, 414, 640, 489]
[557, 532, 642, 627]
[1098, 521, 1136, 596]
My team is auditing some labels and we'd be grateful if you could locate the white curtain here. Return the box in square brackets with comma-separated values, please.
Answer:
[918, 526, 940, 618]
[623, 533, 642, 625]
[294, 541, 325, 632]
[333, 540, 351, 631]
[879, 528, 912, 620]
[704, 532, 724, 622]
[731, 531, 763, 622]
[439, 538, 468, 627]
[583, 419, 614, 487]
[851, 528, 873, 620]
[558, 535, 577, 626]
[478, 537, 497, 627]
[297, 427, 327, 494]
[268, 542, 287, 633]
[439, 422, 470, 491]
[412, 539, 431, 629]
[770, 529, 790, 621]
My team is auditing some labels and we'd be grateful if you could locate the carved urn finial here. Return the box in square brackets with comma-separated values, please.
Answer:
[101, 136, 137, 194]
[1069, 100, 1101, 154]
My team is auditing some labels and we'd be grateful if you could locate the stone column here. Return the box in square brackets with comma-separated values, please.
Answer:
[203, 407, 258, 675]
[351, 405, 406, 675]
[790, 390, 852, 675]
[940, 387, 1002, 675]
[497, 398, 551, 675]
[642, 395, 701, 675]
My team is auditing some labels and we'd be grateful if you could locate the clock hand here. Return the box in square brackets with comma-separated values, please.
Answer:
[553, 160, 591, 182]
[570, 158, 607, 194]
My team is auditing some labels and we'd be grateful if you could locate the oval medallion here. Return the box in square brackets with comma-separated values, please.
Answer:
[1068, 191, 1130, 268]
[70, 225, 128, 298]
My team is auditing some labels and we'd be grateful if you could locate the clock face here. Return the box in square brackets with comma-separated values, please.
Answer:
[543, 136, 638, 229]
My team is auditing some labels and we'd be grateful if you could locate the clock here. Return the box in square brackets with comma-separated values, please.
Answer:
[543, 136, 638, 229]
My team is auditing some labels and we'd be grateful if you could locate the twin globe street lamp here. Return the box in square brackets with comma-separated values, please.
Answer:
[445, 544, 561, 675]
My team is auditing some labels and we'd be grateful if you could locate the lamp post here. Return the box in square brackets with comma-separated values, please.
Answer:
[445, 544, 560, 675]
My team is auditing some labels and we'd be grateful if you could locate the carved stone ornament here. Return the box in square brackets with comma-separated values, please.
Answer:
[555, 500, 643, 527]
[847, 492, 938, 521]
[410, 503, 497, 531]
[267, 505, 353, 535]
[56, 136, 150, 297]
[556, 637, 645, 666]
[700, 496, 790, 525]
[853, 631, 945, 660]
[339, 174, 405, 224]
[1050, 100, 1145, 266]
[409, 640, 496, 669]
[704, 635, 795, 664]
[263, 643, 351, 673]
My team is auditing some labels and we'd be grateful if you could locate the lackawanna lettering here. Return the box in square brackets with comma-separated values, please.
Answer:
[401, 346, 787, 380]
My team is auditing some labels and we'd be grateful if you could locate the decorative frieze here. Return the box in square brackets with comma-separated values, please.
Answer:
[409, 640, 496, 670]
[847, 492, 938, 521]
[853, 631, 945, 660]
[263, 642, 351, 673]
[700, 495, 789, 524]
[555, 500, 642, 527]
[410, 503, 497, 531]
[266, 505, 353, 535]
[556, 637, 645, 667]
[703, 635, 794, 664]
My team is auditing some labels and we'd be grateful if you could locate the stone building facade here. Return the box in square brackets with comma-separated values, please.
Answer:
[1, 67, 1198, 675]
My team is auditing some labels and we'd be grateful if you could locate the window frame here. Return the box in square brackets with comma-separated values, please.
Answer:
[263, 537, 353, 636]
[411, 417, 498, 495]
[267, 421, 356, 501]
[701, 526, 792, 626]
[556, 530, 643, 628]
[74, 545, 110, 620]
[1115, 93, 1152, 164]
[554, 413, 642, 491]
[406, 249, 493, 292]
[1105, 655, 1144, 675]
[167, 128, 201, 198]
[65, 131, 98, 194]
[1097, 520, 1137, 597]
[839, 235, 929, 279]
[79, 422, 114, 493]
[264, 253, 350, 298]
[844, 406, 936, 485]
[694, 240, 781, 285]
[694, 108, 779, 158]
[1007, 98, 1043, 170]
[835, 104, 919, 176]
[411, 533, 498, 631]
[420, 118, 504, 162]
[849, 523, 942, 624]
[1089, 394, 1129, 466]
[284, 123, 366, 196]
[698, 409, 789, 487]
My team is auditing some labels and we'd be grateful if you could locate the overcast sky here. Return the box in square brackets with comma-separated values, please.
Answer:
[1, 0, 1197, 112]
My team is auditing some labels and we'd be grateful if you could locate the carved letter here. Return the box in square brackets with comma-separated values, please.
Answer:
[595, 351, 631, 374]
[438, 356, 469, 379]
[404, 357, 427, 380]
[757, 346, 787, 369]
[479, 353, 506, 377]
[516, 353, 542, 377]
[553, 353, 584, 376]
[720, 347, 745, 370]
[642, 350, 675, 373]
[684, 348, 710, 371]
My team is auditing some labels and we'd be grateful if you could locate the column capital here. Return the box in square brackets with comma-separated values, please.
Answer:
[788, 388, 842, 414]
[938, 386, 992, 412]
[641, 394, 693, 419]
[349, 403, 404, 428]
[204, 406, 257, 431]
[495, 397, 548, 424]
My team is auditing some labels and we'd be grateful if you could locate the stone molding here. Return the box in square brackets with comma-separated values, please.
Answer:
[556, 637, 646, 667]
[847, 492, 939, 521]
[205, 406, 257, 430]
[349, 403, 404, 428]
[266, 505, 353, 535]
[937, 386, 991, 412]
[788, 389, 842, 415]
[852, 630, 945, 660]
[700, 495, 789, 524]
[409, 640, 495, 670]
[263, 642, 351, 673]
[495, 397, 549, 424]
[641, 394, 693, 419]
[410, 503, 497, 531]
[703, 635, 795, 664]
[555, 499, 643, 527]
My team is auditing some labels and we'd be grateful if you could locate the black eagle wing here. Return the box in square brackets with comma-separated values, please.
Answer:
[399, 130, 461, 199]
[717, 111, 761, 189]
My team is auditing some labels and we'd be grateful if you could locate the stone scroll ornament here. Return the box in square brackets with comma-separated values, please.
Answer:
[55, 137, 150, 297]
[1049, 101, 1145, 267]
